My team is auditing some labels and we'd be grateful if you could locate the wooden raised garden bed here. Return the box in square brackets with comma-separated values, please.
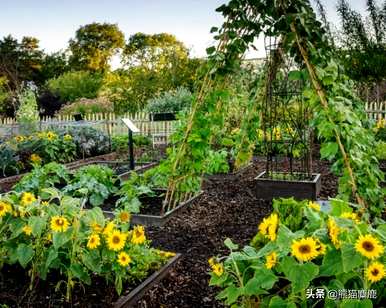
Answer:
[114, 253, 181, 308]
[104, 189, 203, 227]
[255, 171, 321, 200]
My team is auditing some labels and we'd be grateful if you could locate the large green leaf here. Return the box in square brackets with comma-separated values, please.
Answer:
[320, 249, 344, 276]
[17, 243, 34, 268]
[70, 263, 91, 285]
[280, 256, 319, 293]
[53, 230, 72, 249]
[341, 243, 363, 272]
[28, 216, 46, 237]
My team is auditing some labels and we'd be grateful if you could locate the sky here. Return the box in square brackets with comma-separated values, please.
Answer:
[0, 0, 375, 62]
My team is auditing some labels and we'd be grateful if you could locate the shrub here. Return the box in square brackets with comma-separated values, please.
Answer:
[46, 71, 103, 102]
[145, 87, 193, 114]
[210, 198, 386, 307]
[57, 97, 114, 116]
[58, 126, 110, 157]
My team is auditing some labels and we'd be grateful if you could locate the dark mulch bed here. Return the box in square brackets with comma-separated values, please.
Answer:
[134, 158, 337, 308]
[0, 157, 337, 307]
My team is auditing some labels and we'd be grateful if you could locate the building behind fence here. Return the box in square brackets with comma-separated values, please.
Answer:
[1, 101, 385, 138]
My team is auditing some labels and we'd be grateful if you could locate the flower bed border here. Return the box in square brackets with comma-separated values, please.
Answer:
[255, 171, 321, 200]
[104, 191, 203, 227]
[114, 253, 181, 308]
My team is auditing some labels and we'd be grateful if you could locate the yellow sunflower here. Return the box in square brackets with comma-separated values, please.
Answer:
[0, 201, 11, 217]
[131, 225, 146, 244]
[30, 154, 42, 164]
[327, 217, 341, 249]
[211, 263, 224, 276]
[90, 221, 103, 233]
[265, 252, 278, 269]
[355, 234, 384, 259]
[340, 212, 360, 224]
[21, 192, 36, 206]
[15, 135, 25, 142]
[22, 225, 33, 236]
[208, 257, 216, 267]
[41, 201, 49, 206]
[366, 262, 386, 284]
[63, 134, 72, 141]
[107, 230, 127, 251]
[291, 237, 319, 262]
[258, 213, 279, 241]
[118, 211, 131, 223]
[117, 251, 132, 267]
[103, 221, 115, 237]
[308, 201, 320, 212]
[46, 131, 57, 141]
[50, 216, 70, 232]
[87, 234, 101, 249]
[315, 239, 327, 256]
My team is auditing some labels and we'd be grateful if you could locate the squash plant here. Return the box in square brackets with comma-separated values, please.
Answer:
[0, 188, 174, 301]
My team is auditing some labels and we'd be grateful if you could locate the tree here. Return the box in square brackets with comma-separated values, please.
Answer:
[0, 35, 43, 91]
[336, 0, 386, 84]
[122, 33, 189, 71]
[69, 22, 125, 72]
[39, 51, 70, 83]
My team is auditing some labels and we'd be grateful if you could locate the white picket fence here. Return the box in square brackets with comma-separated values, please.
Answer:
[0, 112, 177, 138]
[0, 101, 385, 138]
[364, 101, 386, 121]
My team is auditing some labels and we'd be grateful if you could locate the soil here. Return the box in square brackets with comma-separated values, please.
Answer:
[0, 157, 339, 307]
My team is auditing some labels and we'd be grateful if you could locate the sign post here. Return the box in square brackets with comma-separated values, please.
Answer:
[121, 118, 140, 170]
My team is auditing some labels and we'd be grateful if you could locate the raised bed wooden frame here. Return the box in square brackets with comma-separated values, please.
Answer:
[104, 191, 203, 227]
[114, 253, 181, 308]
[255, 171, 321, 200]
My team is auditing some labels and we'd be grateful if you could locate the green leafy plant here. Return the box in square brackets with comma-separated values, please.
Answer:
[0, 144, 19, 177]
[57, 97, 114, 116]
[111, 134, 151, 153]
[210, 198, 386, 307]
[16, 88, 39, 135]
[63, 165, 118, 207]
[145, 87, 193, 114]
[13, 162, 70, 195]
[204, 149, 230, 175]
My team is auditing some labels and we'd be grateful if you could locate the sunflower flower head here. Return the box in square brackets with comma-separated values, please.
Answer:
[340, 212, 360, 224]
[103, 221, 115, 237]
[131, 225, 146, 244]
[308, 201, 320, 212]
[258, 213, 279, 241]
[90, 221, 103, 233]
[355, 234, 384, 259]
[22, 225, 33, 236]
[41, 201, 49, 207]
[117, 251, 132, 267]
[30, 154, 42, 165]
[0, 201, 12, 217]
[87, 233, 101, 249]
[327, 217, 341, 249]
[21, 192, 36, 206]
[63, 134, 72, 141]
[107, 230, 127, 251]
[265, 252, 278, 269]
[50, 216, 70, 232]
[366, 262, 385, 284]
[118, 211, 131, 223]
[46, 131, 57, 141]
[315, 239, 327, 256]
[291, 237, 319, 262]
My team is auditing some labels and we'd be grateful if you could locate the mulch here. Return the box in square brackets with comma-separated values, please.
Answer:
[0, 157, 338, 308]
